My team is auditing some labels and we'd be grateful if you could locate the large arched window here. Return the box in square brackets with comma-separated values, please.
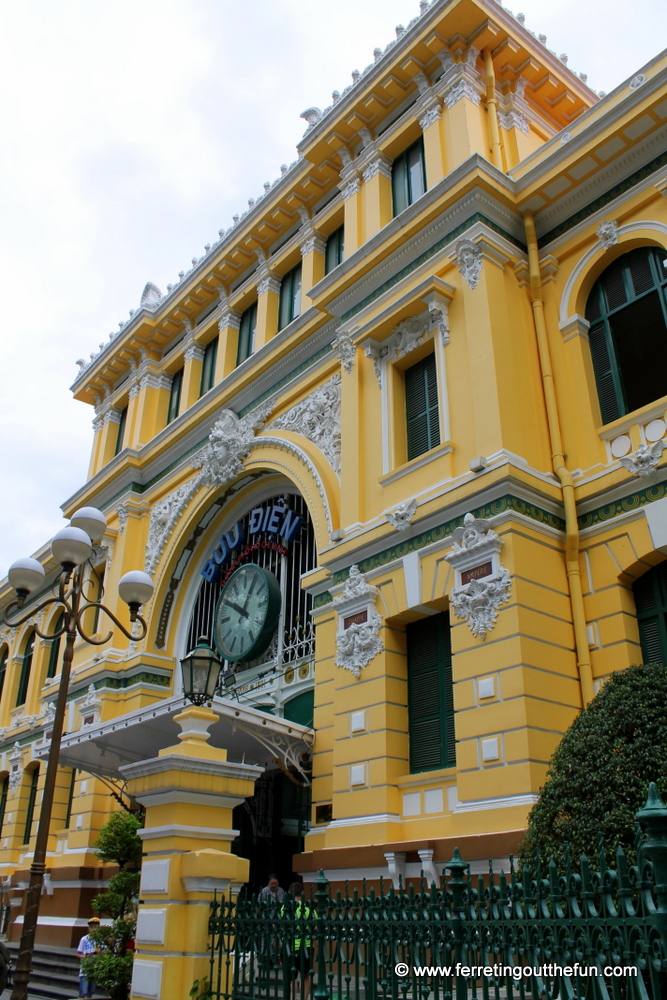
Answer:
[586, 246, 667, 424]
[0, 648, 7, 702]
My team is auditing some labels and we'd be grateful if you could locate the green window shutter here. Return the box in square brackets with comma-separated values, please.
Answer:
[279, 265, 302, 330]
[325, 227, 344, 274]
[167, 368, 183, 424]
[405, 353, 440, 461]
[392, 151, 409, 216]
[23, 767, 39, 845]
[115, 406, 127, 456]
[200, 336, 218, 396]
[47, 613, 64, 679]
[16, 632, 34, 707]
[65, 769, 77, 829]
[392, 139, 426, 216]
[237, 303, 257, 365]
[0, 776, 8, 837]
[634, 563, 667, 664]
[0, 648, 7, 702]
[407, 612, 455, 773]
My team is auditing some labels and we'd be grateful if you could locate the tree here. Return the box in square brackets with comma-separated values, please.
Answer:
[82, 812, 143, 1000]
[519, 662, 667, 869]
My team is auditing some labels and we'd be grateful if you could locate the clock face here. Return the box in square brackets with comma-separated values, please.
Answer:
[213, 563, 281, 663]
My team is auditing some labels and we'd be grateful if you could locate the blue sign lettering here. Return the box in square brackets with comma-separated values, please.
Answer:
[201, 504, 303, 581]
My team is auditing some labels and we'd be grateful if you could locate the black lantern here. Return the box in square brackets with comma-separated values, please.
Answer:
[180, 636, 223, 705]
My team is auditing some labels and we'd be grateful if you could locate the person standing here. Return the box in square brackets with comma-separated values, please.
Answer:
[258, 875, 285, 968]
[258, 874, 285, 906]
[77, 917, 100, 999]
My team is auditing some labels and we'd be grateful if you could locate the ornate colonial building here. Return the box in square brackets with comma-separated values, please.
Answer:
[1, 0, 667, 990]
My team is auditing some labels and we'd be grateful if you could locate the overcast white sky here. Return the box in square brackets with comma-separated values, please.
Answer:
[0, 0, 664, 580]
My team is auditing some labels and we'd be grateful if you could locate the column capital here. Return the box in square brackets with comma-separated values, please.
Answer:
[257, 270, 281, 296]
[361, 152, 392, 183]
[300, 231, 327, 257]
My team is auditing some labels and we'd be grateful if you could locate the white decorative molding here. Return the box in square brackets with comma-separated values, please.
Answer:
[184, 343, 205, 364]
[444, 78, 481, 108]
[145, 403, 273, 576]
[454, 239, 483, 290]
[257, 272, 281, 297]
[446, 514, 511, 639]
[498, 109, 530, 135]
[361, 153, 392, 183]
[419, 104, 441, 131]
[267, 375, 341, 477]
[332, 566, 383, 678]
[140, 282, 163, 310]
[219, 310, 241, 332]
[116, 504, 129, 534]
[300, 233, 327, 258]
[386, 498, 417, 532]
[340, 176, 362, 202]
[80, 684, 102, 726]
[9, 743, 24, 795]
[620, 441, 664, 477]
[333, 329, 357, 375]
[596, 219, 619, 249]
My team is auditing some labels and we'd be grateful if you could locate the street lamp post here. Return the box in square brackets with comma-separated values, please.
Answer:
[3, 506, 154, 1000]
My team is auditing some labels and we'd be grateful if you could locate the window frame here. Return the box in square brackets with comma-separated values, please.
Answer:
[115, 406, 128, 456]
[586, 246, 667, 425]
[199, 336, 219, 396]
[167, 367, 184, 424]
[278, 264, 302, 331]
[392, 138, 427, 216]
[237, 303, 257, 366]
[404, 351, 441, 462]
[16, 632, 35, 707]
[406, 612, 456, 774]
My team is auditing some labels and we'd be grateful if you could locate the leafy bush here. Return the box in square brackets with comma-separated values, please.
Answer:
[84, 812, 143, 1000]
[519, 662, 667, 868]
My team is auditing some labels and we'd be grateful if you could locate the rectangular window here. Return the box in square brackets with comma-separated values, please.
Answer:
[392, 138, 426, 216]
[237, 303, 257, 366]
[167, 367, 183, 424]
[114, 407, 127, 456]
[325, 227, 344, 274]
[0, 649, 7, 702]
[407, 613, 455, 773]
[47, 614, 65, 679]
[199, 336, 218, 396]
[23, 768, 40, 845]
[278, 264, 302, 330]
[405, 352, 440, 460]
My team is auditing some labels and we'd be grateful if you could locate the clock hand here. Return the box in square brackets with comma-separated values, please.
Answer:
[226, 600, 249, 619]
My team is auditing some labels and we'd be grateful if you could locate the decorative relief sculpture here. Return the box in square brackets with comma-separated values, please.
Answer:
[394, 317, 430, 358]
[450, 570, 512, 640]
[619, 441, 664, 477]
[145, 402, 273, 576]
[454, 239, 483, 290]
[333, 329, 357, 375]
[81, 683, 102, 726]
[332, 565, 383, 678]
[340, 177, 361, 202]
[596, 220, 619, 249]
[419, 104, 442, 131]
[116, 503, 129, 534]
[387, 498, 417, 532]
[446, 513, 511, 639]
[268, 375, 341, 477]
[9, 743, 24, 794]
[140, 282, 163, 310]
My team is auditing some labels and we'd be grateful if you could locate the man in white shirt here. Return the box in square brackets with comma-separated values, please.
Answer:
[77, 917, 100, 999]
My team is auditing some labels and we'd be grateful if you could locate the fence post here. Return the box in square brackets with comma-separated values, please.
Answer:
[635, 782, 667, 949]
[444, 848, 469, 1000]
[313, 870, 330, 1000]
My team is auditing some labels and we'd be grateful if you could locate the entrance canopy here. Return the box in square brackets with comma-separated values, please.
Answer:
[49, 695, 314, 784]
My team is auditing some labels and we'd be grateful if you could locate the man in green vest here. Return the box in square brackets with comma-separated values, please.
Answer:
[283, 882, 312, 1000]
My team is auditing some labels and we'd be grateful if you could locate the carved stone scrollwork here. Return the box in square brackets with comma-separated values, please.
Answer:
[454, 239, 483, 291]
[332, 566, 383, 678]
[8, 743, 24, 794]
[267, 375, 341, 477]
[333, 330, 357, 375]
[596, 220, 619, 249]
[419, 104, 442, 131]
[620, 441, 664, 477]
[145, 403, 273, 576]
[446, 513, 511, 639]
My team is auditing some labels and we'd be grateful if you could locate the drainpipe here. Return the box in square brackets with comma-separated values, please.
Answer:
[483, 49, 503, 170]
[523, 210, 595, 708]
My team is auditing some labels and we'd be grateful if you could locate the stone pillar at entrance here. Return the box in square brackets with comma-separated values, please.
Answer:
[122, 706, 262, 1000]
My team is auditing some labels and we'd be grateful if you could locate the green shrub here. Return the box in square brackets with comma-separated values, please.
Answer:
[519, 662, 667, 868]
[81, 952, 134, 1000]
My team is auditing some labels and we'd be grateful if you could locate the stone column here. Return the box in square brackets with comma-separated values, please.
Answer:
[418, 102, 446, 185]
[300, 230, 326, 299]
[123, 706, 262, 1000]
[97, 408, 123, 467]
[131, 369, 172, 446]
[255, 271, 281, 350]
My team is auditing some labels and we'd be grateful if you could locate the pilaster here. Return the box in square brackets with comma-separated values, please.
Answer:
[123, 707, 261, 1000]
[418, 101, 446, 186]
[255, 271, 281, 350]
[339, 174, 362, 256]
[181, 340, 206, 411]
[361, 153, 393, 241]
[216, 307, 241, 380]
[300, 230, 326, 296]
[132, 369, 172, 446]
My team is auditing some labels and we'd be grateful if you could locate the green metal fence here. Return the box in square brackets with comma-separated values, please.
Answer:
[208, 783, 667, 999]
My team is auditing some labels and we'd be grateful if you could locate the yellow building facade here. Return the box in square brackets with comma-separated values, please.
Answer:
[2, 0, 667, 994]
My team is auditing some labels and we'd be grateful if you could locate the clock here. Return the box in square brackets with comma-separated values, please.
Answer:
[213, 563, 281, 663]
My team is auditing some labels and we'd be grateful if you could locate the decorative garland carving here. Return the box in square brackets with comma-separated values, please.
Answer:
[332, 566, 383, 678]
[455, 239, 483, 290]
[8, 743, 24, 794]
[267, 375, 341, 477]
[446, 513, 511, 639]
[333, 330, 357, 375]
[596, 220, 619, 249]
